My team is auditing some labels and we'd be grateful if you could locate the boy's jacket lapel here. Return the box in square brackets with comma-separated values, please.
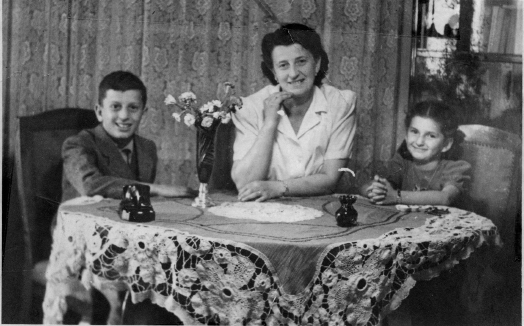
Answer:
[92, 125, 137, 180]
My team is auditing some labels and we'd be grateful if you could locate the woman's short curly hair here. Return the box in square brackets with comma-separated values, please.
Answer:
[260, 23, 329, 86]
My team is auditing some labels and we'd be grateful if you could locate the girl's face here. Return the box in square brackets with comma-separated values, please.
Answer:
[271, 43, 320, 101]
[406, 116, 452, 164]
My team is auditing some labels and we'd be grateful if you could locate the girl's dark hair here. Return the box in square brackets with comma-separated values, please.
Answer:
[404, 100, 458, 138]
[260, 23, 329, 86]
[399, 100, 463, 160]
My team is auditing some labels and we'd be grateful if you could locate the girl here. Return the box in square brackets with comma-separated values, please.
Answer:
[362, 100, 471, 206]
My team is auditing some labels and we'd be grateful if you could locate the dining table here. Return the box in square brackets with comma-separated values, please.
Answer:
[42, 192, 501, 325]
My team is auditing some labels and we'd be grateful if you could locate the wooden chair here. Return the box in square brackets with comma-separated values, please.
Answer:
[454, 124, 521, 325]
[455, 124, 521, 256]
[15, 108, 99, 323]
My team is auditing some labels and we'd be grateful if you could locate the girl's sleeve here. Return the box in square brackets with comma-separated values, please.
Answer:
[440, 160, 472, 193]
[385, 152, 405, 190]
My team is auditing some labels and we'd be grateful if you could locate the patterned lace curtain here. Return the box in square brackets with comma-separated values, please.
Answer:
[4, 0, 412, 190]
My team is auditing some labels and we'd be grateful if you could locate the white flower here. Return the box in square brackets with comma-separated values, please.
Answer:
[199, 102, 214, 113]
[212, 111, 221, 119]
[221, 112, 231, 124]
[164, 94, 177, 105]
[201, 116, 214, 128]
[211, 100, 222, 109]
[184, 113, 196, 126]
[172, 112, 181, 122]
[179, 92, 197, 104]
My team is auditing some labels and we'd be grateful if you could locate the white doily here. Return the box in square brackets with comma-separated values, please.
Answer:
[208, 202, 323, 223]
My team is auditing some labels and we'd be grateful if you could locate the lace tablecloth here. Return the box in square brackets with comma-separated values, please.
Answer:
[43, 194, 501, 325]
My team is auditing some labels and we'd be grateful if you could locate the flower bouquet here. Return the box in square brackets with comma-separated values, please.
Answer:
[165, 82, 242, 208]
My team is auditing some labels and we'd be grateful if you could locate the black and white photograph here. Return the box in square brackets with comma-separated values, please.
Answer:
[3, 0, 522, 325]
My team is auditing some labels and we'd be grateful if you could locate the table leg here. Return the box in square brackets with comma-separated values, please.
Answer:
[42, 280, 67, 324]
[42, 278, 92, 324]
[98, 287, 124, 325]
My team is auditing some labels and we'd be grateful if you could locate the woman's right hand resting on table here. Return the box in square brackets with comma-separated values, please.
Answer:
[237, 180, 287, 202]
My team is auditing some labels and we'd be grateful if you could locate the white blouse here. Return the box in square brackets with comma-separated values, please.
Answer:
[232, 84, 357, 181]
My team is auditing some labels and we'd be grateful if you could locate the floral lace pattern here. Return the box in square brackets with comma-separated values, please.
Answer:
[43, 203, 500, 325]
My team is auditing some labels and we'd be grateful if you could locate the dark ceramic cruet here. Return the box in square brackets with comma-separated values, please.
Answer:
[335, 195, 358, 227]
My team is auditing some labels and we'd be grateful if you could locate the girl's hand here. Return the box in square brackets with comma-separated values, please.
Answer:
[365, 175, 387, 200]
[369, 177, 396, 205]
[238, 180, 286, 202]
[263, 92, 293, 122]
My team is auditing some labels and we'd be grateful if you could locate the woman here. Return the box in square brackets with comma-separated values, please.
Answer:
[232, 23, 357, 202]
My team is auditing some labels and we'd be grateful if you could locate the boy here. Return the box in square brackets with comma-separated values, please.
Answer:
[60, 70, 190, 324]
[62, 70, 195, 202]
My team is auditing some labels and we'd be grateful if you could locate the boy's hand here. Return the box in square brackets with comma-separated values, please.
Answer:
[150, 184, 197, 198]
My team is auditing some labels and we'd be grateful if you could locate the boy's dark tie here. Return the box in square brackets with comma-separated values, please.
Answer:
[122, 148, 138, 179]
[122, 148, 132, 165]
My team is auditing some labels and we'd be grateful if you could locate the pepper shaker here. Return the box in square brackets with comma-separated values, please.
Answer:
[335, 195, 358, 227]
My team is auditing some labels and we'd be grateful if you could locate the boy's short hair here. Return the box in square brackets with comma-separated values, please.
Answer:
[98, 71, 147, 106]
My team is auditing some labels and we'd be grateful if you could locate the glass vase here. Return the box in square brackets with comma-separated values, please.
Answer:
[192, 125, 217, 208]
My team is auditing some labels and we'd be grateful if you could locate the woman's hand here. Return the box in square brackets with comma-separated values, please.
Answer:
[366, 175, 396, 205]
[238, 180, 286, 202]
[263, 91, 293, 122]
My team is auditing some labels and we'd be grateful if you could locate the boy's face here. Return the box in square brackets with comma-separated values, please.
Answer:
[95, 89, 145, 141]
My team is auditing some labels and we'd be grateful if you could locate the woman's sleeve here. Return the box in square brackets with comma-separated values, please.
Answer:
[324, 90, 357, 160]
[231, 96, 260, 161]
[440, 160, 472, 193]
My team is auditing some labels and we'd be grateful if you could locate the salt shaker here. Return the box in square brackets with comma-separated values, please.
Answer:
[335, 195, 358, 227]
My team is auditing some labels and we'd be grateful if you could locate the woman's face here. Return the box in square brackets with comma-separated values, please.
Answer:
[406, 116, 452, 164]
[271, 43, 320, 100]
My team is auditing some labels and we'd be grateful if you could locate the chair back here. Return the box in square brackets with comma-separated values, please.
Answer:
[455, 124, 521, 252]
[16, 108, 99, 265]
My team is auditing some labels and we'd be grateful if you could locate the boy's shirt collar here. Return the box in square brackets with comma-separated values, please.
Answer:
[121, 139, 134, 152]
[120, 139, 135, 164]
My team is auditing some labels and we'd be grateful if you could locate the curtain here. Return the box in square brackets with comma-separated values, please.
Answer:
[4, 0, 412, 190]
